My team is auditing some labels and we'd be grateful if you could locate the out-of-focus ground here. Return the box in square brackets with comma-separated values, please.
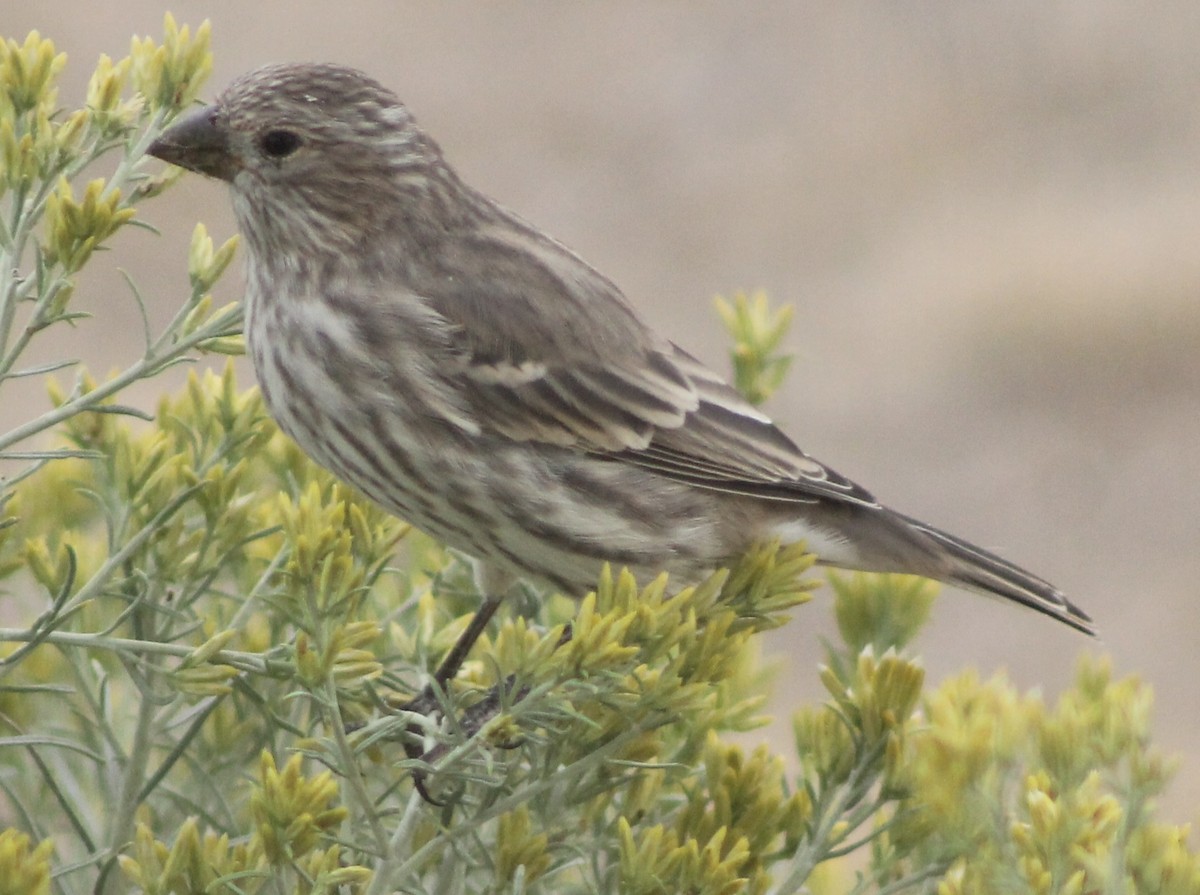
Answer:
[5, 3, 1198, 822]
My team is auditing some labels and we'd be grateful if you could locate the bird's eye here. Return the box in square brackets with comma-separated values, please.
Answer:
[259, 129, 302, 159]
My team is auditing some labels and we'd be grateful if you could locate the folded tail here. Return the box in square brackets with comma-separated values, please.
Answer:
[899, 513, 1096, 637]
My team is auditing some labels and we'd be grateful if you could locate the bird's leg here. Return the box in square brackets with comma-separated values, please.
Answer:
[398, 591, 507, 805]
[434, 591, 505, 686]
[403, 599, 575, 805]
[403, 591, 505, 719]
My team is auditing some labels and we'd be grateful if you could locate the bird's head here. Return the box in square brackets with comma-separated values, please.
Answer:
[147, 63, 449, 261]
[148, 62, 428, 184]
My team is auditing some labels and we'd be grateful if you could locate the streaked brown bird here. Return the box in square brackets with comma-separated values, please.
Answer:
[148, 63, 1094, 681]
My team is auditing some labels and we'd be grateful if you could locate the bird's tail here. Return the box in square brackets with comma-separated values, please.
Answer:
[899, 513, 1096, 636]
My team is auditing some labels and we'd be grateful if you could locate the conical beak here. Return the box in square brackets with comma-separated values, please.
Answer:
[147, 105, 239, 182]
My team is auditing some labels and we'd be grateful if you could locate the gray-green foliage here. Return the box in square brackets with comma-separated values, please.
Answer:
[0, 21, 1196, 895]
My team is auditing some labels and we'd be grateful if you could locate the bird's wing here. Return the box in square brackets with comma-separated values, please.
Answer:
[419, 222, 878, 508]
[623, 345, 877, 506]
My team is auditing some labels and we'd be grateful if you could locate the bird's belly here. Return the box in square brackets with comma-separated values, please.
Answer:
[259, 360, 749, 591]
[247, 297, 761, 594]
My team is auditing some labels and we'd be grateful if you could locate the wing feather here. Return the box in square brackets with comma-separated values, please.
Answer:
[412, 217, 877, 507]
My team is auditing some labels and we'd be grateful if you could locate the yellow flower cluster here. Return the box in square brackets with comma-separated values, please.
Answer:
[893, 658, 1199, 894]
[0, 32, 66, 191]
[117, 753, 371, 894]
[0, 830, 53, 895]
[129, 14, 212, 115]
[713, 290, 795, 407]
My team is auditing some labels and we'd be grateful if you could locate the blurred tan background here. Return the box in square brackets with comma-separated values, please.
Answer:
[6, 3, 1198, 822]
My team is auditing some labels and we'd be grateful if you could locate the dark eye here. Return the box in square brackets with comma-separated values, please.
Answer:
[259, 129, 301, 158]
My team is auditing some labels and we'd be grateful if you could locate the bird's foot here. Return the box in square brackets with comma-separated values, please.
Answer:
[402, 621, 573, 804]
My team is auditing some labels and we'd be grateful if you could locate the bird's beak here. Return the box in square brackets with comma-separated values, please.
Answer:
[146, 105, 239, 182]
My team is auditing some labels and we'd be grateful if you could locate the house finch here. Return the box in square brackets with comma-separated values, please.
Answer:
[147, 63, 1094, 661]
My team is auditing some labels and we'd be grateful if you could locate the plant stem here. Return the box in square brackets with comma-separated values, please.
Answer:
[0, 627, 267, 672]
[0, 304, 240, 453]
[101, 661, 159, 895]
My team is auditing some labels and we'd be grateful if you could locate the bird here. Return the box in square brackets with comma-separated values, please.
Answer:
[146, 63, 1094, 685]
